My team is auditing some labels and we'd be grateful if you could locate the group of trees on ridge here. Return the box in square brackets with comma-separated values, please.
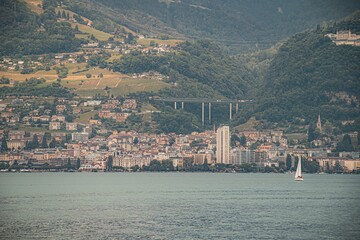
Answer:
[0, 0, 81, 57]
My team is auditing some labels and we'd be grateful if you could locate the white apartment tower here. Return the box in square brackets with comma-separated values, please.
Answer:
[216, 125, 230, 164]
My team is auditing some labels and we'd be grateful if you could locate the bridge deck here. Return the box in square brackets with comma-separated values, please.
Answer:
[151, 98, 253, 103]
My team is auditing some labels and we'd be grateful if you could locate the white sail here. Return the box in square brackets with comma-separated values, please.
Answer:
[295, 159, 303, 181]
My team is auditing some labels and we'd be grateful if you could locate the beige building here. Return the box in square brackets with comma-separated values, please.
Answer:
[216, 125, 230, 164]
[49, 121, 61, 130]
[66, 122, 78, 131]
[317, 157, 360, 172]
[193, 153, 213, 165]
[326, 30, 360, 46]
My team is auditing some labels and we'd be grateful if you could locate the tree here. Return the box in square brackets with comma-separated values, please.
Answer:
[147, 160, 162, 171]
[336, 134, 354, 152]
[67, 158, 72, 170]
[49, 138, 57, 148]
[307, 124, 318, 142]
[230, 134, 240, 147]
[202, 158, 210, 171]
[333, 161, 343, 173]
[130, 165, 140, 172]
[342, 134, 353, 152]
[162, 160, 174, 171]
[124, 33, 136, 44]
[133, 137, 139, 145]
[74, 24, 79, 32]
[107, 155, 113, 171]
[304, 160, 320, 173]
[76, 158, 81, 170]
[240, 135, 246, 147]
[1, 137, 8, 152]
[286, 154, 292, 170]
[41, 135, 48, 148]
[32, 134, 39, 149]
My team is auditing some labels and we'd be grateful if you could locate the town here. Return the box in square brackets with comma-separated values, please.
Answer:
[0, 94, 359, 173]
[0, 0, 359, 174]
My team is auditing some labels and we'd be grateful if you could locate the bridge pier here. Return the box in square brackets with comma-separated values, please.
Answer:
[202, 102, 205, 126]
[182, 102, 184, 110]
[229, 103, 232, 121]
[174, 102, 177, 110]
[236, 103, 239, 113]
[209, 102, 211, 124]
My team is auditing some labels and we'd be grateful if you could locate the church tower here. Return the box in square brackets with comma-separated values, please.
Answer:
[316, 114, 322, 133]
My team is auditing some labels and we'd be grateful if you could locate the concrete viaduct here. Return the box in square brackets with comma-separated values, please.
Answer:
[151, 97, 253, 126]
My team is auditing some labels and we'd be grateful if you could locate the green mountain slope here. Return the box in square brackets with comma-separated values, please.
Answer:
[254, 30, 360, 124]
[70, 0, 360, 51]
[111, 40, 253, 99]
[0, 0, 81, 56]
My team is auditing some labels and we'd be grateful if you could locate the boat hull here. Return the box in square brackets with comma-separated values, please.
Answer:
[295, 178, 303, 181]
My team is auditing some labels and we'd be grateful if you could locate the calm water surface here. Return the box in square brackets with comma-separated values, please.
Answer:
[0, 173, 359, 240]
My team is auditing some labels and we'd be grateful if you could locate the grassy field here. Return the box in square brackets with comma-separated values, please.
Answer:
[70, 22, 113, 41]
[23, 0, 43, 14]
[137, 38, 184, 47]
[55, 7, 93, 24]
[75, 110, 99, 124]
[235, 117, 260, 131]
[285, 133, 307, 142]
[0, 70, 58, 82]
[74, 77, 171, 97]
[141, 103, 159, 112]
[107, 53, 122, 63]
[0, 62, 170, 97]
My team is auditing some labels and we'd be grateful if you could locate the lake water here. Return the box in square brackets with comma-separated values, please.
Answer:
[0, 173, 359, 240]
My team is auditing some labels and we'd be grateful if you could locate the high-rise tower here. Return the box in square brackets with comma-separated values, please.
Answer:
[216, 125, 230, 164]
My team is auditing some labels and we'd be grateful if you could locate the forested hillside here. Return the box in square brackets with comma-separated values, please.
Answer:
[0, 0, 81, 56]
[111, 40, 255, 128]
[112, 40, 253, 99]
[2, 0, 359, 56]
[72, 0, 360, 51]
[254, 30, 360, 125]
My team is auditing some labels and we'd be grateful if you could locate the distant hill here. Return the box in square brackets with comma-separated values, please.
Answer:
[2, 0, 359, 56]
[66, 0, 360, 51]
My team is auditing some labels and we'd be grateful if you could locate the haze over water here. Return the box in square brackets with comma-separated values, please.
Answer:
[0, 173, 359, 240]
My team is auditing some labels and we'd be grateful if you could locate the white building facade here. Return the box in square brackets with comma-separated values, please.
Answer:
[216, 126, 230, 164]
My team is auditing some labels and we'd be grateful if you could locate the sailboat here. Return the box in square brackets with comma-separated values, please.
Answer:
[294, 159, 303, 181]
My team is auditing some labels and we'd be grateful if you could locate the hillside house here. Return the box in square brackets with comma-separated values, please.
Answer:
[326, 30, 360, 46]
[66, 122, 78, 131]
[49, 121, 61, 130]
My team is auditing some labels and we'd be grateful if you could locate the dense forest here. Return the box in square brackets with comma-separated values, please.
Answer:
[0, 0, 81, 56]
